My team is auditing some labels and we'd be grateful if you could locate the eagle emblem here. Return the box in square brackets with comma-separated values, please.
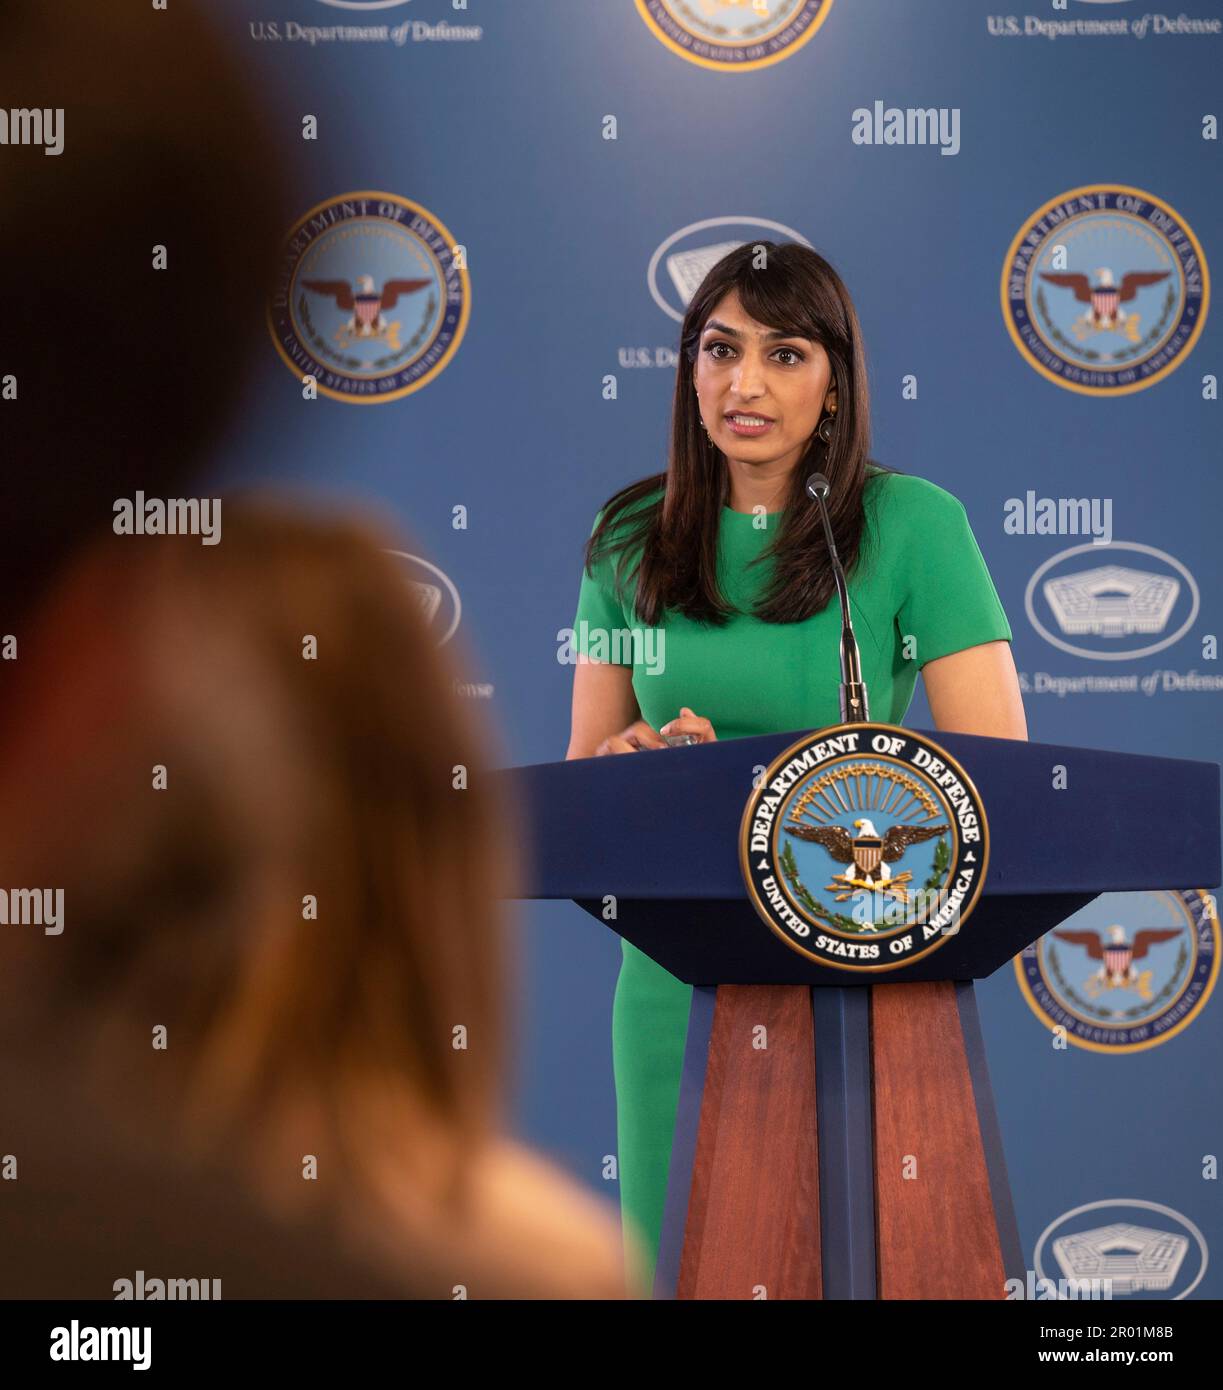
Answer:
[302, 274, 431, 351]
[1037, 267, 1170, 343]
[785, 815, 948, 906]
[1053, 923, 1182, 1002]
[741, 724, 988, 967]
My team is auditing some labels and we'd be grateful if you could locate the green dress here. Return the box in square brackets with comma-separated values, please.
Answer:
[571, 465, 1013, 1289]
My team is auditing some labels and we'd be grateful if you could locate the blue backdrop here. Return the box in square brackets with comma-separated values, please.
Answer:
[209, 0, 1220, 1298]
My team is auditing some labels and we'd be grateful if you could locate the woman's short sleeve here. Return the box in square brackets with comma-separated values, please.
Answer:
[572, 510, 632, 665]
[890, 478, 1013, 668]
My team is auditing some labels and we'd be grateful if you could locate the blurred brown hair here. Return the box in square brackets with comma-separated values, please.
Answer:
[0, 502, 521, 1219]
[0, 0, 292, 621]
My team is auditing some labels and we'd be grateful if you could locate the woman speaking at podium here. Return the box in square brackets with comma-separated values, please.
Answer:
[565, 242, 1027, 1289]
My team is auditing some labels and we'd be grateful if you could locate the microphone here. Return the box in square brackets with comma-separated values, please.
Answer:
[805, 472, 870, 724]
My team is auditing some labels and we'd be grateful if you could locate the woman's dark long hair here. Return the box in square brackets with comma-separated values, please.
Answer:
[584, 241, 894, 626]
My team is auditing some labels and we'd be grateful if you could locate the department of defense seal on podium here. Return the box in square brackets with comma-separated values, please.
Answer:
[739, 722, 989, 971]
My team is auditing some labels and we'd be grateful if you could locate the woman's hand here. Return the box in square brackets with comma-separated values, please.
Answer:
[592, 707, 718, 755]
[659, 707, 718, 745]
[594, 720, 669, 755]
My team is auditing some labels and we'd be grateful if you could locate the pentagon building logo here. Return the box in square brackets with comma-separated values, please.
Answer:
[648, 217, 812, 322]
[411, 578, 441, 629]
[1044, 564, 1178, 638]
[1053, 1224, 1188, 1296]
[1036, 1199, 1207, 1300]
[665, 240, 745, 306]
[1025, 541, 1199, 661]
[385, 551, 461, 646]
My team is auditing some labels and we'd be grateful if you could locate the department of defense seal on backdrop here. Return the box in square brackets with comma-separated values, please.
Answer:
[269, 191, 469, 404]
[739, 722, 989, 971]
[1001, 184, 1208, 396]
[1016, 888, 1218, 1053]
[635, 0, 834, 72]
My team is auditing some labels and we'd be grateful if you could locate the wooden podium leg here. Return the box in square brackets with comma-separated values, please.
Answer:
[673, 984, 821, 1300]
[870, 981, 1009, 1299]
[655, 978, 1021, 1300]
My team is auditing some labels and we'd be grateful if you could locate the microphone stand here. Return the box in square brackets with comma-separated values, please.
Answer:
[805, 472, 870, 724]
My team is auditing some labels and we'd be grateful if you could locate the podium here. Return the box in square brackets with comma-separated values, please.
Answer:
[492, 728, 1220, 1300]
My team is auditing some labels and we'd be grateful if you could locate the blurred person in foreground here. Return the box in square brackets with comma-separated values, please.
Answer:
[0, 0, 640, 1299]
[0, 502, 644, 1299]
[0, 0, 288, 625]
